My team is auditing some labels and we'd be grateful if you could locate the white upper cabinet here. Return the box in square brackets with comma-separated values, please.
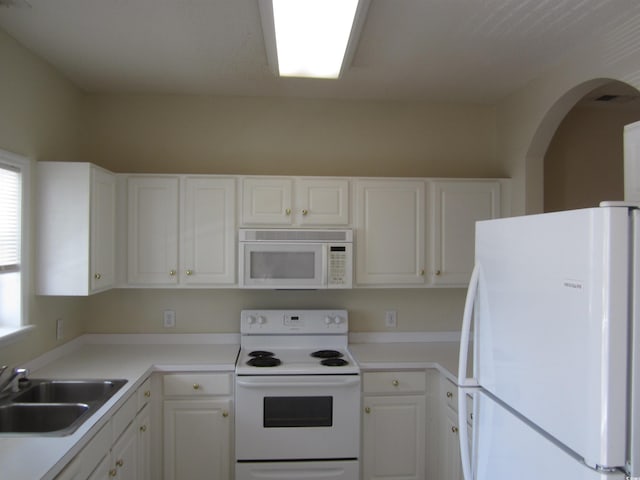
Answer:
[127, 176, 236, 287]
[180, 177, 235, 285]
[430, 180, 501, 285]
[241, 177, 349, 226]
[127, 176, 180, 285]
[37, 162, 116, 295]
[355, 179, 426, 286]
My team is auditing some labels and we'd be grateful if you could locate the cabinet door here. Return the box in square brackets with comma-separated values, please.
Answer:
[362, 395, 426, 480]
[355, 180, 426, 285]
[112, 421, 138, 480]
[431, 181, 500, 285]
[137, 404, 152, 480]
[127, 176, 179, 285]
[296, 178, 349, 225]
[164, 399, 231, 480]
[90, 167, 116, 292]
[443, 408, 464, 480]
[242, 177, 293, 225]
[180, 177, 236, 285]
[87, 454, 112, 480]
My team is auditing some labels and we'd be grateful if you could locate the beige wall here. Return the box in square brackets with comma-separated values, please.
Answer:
[544, 105, 640, 212]
[0, 29, 87, 366]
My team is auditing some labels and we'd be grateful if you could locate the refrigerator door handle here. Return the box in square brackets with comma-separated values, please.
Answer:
[458, 262, 481, 480]
[458, 262, 479, 387]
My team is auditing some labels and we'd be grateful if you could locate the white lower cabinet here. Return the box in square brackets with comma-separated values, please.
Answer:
[55, 377, 153, 480]
[362, 371, 427, 480]
[162, 373, 232, 480]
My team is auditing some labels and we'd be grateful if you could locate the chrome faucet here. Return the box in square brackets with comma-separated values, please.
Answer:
[0, 366, 30, 394]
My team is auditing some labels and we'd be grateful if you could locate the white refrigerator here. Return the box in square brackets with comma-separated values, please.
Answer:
[458, 204, 640, 480]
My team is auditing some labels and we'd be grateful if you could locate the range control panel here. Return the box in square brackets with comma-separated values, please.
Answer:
[241, 310, 348, 334]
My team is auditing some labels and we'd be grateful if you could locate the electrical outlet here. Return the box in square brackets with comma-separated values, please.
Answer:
[385, 310, 397, 328]
[56, 318, 64, 340]
[163, 310, 176, 328]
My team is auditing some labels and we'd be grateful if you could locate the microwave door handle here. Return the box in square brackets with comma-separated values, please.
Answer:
[321, 243, 328, 285]
[236, 378, 361, 389]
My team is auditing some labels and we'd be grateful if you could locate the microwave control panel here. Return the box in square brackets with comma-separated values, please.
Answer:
[327, 244, 352, 288]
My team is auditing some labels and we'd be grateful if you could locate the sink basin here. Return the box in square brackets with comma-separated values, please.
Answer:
[0, 378, 127, 435]
[12, 379, 127, 404]
[0, 403, 89, 434]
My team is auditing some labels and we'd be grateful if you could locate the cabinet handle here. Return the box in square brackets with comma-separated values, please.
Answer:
[109, 469, 118, 477]
[435, 270, 442, 276]
[420, 269, 425, 276]
[302, 209, 308, 216]
[140, 424, 147, 432]
[94, 273, 102, 280]
[285, 208, 292, 216]
[193, 383, 200, 390]
[392, 379, 399, 387]
[446, 391, 453, 398]
[144, 390, 151, 398]
[451, 425, 459, 434]
[222, 411, 229, 418]
[364, 407, 371, 414]
[116, 459, 124, 468]
[186, 269, 193, 276]
[169, 270, 176, 277]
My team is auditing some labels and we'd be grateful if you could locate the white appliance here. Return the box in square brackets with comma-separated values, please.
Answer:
[235, 309, 360, 480]
[458, 204, 640, 479]
[238, 229, 353, 289]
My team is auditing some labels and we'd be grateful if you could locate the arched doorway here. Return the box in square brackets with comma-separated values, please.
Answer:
[544, 81, 640, 212]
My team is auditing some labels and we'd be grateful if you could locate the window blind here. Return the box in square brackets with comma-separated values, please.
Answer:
[0, 164, 21, 273]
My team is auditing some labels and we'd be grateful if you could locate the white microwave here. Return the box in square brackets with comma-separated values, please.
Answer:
[238, 229, 353, 289]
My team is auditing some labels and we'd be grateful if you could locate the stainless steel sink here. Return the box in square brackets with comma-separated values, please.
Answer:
[0, 378, 127, 436]
[12, 379, 127, 404]
[0, 403, 90, 434]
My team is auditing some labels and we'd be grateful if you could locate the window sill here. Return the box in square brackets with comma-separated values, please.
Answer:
[0, 325, 35, 348]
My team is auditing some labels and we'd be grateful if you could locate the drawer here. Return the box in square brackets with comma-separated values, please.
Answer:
[363, 371, 426, 394]
[442, 377, 458, 412]
[112, 392, 137, 442]
[163, 373, 231, 396]
[137, 376, 152, 411]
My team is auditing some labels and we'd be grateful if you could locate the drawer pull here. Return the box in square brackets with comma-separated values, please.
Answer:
[144, 390, 151, 398]
[392, 380, 399, 387]
[364, 407, 371, 414]
[222, 411, 229, 418]
[116, 459, 124, 468]
[94, 273, 102, 280]
[193, 383, 201, 390]
[451, 426, 458, 434]
[446, 391, 453, 398]
[140, 424, 147, 432]
[109, 468, 117, 477]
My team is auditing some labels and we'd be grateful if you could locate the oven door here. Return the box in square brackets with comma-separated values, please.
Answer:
[235, 375, 361, 460]
[239, 242, 327, 288]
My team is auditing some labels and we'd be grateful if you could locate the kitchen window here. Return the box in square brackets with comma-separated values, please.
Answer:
[0, 150, 31, 344]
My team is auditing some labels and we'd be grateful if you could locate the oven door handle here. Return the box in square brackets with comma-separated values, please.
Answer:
[236, 377, 360, 388]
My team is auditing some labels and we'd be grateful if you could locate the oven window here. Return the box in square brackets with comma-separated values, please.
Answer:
[263, 396, 333, 427]
[250, 252, 315, 279]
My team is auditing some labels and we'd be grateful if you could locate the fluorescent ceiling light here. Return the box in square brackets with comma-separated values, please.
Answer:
[261, 0, 367, 79]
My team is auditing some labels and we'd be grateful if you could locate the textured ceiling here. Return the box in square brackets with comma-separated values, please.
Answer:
[1, 0, 639, 103]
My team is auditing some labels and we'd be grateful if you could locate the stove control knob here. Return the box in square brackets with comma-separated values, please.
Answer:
[324, 316, 333, 325]
[247, 316, 256, 325]
[333, 316, 343, 325]
[257, 316, 266, 325]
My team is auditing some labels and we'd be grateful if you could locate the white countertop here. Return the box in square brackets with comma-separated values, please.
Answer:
[0, 334, 461, 480]
[1, 339, 240, 480]
[349, 341, 461, 382]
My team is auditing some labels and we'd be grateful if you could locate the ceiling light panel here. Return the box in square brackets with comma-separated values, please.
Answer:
[271, 0, 360, 79]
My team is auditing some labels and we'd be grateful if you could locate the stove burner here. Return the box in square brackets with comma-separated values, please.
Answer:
[320, 358, 349, 367]
[248, 350, 275, 358]
[311, 350, 344, 359]
[247, 357, 282, 367]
